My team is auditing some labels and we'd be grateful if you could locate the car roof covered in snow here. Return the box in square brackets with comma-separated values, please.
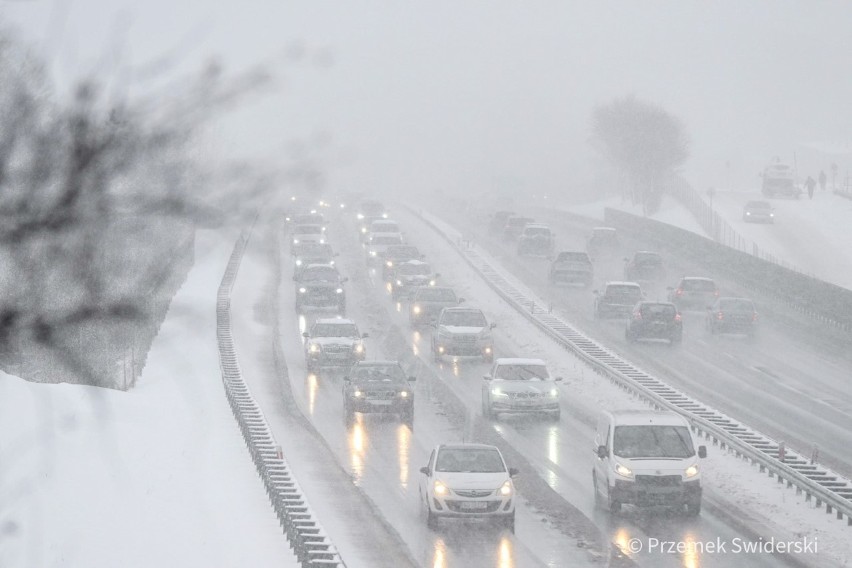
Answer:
[608, 410, 690, 427]
[494, 358, 547, 366]
[314, 318, 356, 325]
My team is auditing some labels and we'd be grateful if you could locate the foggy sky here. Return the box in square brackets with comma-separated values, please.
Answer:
[4, 0, 851, 201]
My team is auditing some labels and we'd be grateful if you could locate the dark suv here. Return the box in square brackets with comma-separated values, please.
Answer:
[549, 251, 593, 286]
[594, 282, 644, 319]
[294, 264, 347, 315]
[624, 251, 666, 282]
[343, 361, 415, 428]
[625, 302, 683, 344]
[706, 297, 758, 336]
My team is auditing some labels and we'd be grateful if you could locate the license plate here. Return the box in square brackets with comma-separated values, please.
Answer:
[460, 501, 488, 510]
[368, 399, 392, 406]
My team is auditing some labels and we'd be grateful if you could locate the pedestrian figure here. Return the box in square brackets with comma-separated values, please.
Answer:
[805, 176, 816, 199]
[819, 170, 827, 191]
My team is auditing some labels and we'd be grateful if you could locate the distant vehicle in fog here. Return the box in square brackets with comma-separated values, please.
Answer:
[761, 160, 801, 199]
[303, 318, 368, 372]
[594, 281, 644, 319]
[623, 251, 666, 282]
[365, 233, 405, 266]
[549, 251, 593, 287]
[383, 245, 423, 281]
[743, 200, 775, 223]
[409, 286, 464, 326]
[419, 443, 517, 532]
[292, 243, 336, 278]
[625, 301, 682, 345]
[290, 224, 326, 252]
[706, 297, 758, 336]
[502, 215, 535, 241]
[294, 264, 347, 315]
[481, 358, 562, 420]
[516, 223, 555, 257]
[586, 227, 619, 258]
[362, 219, 402, 243]
[593, 410, 706, 516]
[489, 210, 515, 234]
[391, 260, 439, 301]
[431, 307, 495, 362]
[667, 277, 719, 310]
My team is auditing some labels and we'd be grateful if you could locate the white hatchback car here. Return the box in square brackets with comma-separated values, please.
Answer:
[419, 444, 517, 532]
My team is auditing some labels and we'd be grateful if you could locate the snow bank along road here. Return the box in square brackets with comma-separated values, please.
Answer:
[225, 203, 848, 567]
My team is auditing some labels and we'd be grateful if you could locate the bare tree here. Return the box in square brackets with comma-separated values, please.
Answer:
[0, 30, 272, 387]
[591, 96, 690, 215]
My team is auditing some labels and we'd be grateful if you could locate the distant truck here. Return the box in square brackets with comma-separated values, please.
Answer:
[761, 160, 801, 199]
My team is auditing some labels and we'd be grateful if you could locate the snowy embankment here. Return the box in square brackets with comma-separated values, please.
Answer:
[0, 229, 295, 568]
[562, 188, 852, 291]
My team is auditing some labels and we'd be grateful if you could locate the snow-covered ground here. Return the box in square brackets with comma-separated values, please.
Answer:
[0, 230, 297, 568]
[561, 188, 852, 291]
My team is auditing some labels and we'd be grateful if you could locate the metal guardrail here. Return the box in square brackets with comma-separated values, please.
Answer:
[217, 227, 346, 566]
[411, 207, 852, 527]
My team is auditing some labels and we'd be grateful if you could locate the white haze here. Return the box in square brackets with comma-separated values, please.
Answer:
[4, 0, 852, 200]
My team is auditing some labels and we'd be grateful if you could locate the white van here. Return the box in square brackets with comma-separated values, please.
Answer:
[593, 410, 706, 515]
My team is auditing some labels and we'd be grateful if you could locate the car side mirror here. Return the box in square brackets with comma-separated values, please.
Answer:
[292, 276, 298, 281]
[508, 467, 519, 477]
[342, 277, 349, 283]
[458, 298, 466, 304]
[434, 273, 441, 278]
[490, 323, 497, 329]
[666, 286, 673, 291]
[361, 333, 369, 339]
[483, 374, 492, 381]
[334, 253, 340, 257]
[419, 466, 431, 476]
[592, 290, 599, 295]
[343, 377, 350, 383]
[554, 377, 563, 382]
[408, 376, 417, 382]
[302, 332, 310, 338]
[698, 446, 707, 459]
[597, 445, 608, 459]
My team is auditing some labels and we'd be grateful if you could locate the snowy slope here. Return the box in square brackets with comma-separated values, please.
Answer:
[0, 230, 297, 568]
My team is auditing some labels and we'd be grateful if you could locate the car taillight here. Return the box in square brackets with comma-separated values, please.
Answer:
[716, 311, 724, 320]
[752, 312, 758, 322]
[633, 311, 642, 320]
[674, 313, 682, 322]
[675, 288, 683, 296]
[714, 289, 720, 296]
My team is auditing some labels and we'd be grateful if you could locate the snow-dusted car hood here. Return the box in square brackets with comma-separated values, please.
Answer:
[618, 457, 698, 474]
[435, 471, 508, 491]
[311, 337, 357, 347]
[441, 325, 486, 335]
[491, 379, 556, 394]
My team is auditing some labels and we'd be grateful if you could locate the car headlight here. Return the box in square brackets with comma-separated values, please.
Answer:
[549, 388, 559, 397]
[483, 346, 492, 354]
[745, 212, 751, 216]
[499, 481, 512, 496]
[309, 343, 321, 353]
[386, 261, 393, 267]
[361, 227, 367, 233]
[357, 213, 364, 220]
[298, 287, 307, 293]
[433, 481, 447, 495]
[412, 305, 421, 314]
[370, 251, 377, 256]
[336, 288, 344, 294]
[615, 463, 633, 478]
[295, 259, 302, 266]
[684, 465, 699, 478]
[354, 390, 363, 397]
[491, 388, 508, 397]
[396, 279, 402, 286]
[399, 391, 409, 398]
[353, 344, 364, 353]
[429, 280, 436, 286]
[769, 213, 775, 217]
[319, 239, 325, 244]
[293, 239, 299, 244]
[382, 213, 388, 219]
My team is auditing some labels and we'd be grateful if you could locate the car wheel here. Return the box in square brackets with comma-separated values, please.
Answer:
[482, 396, 494, 419]
[426, 504, 439, 530]
[608, 486, 622, 514]
[685, 500, 702, 517]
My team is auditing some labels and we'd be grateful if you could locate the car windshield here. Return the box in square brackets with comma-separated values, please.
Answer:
[681, 279, 716, 291]
[387, 246, 419, 260]
[556, 252, 589, 263]
[495, 364, 550, 381]
[720, 299, 755, 312]
[441, 311, 487, 327]
[435, 448, 505, 473]
[302, 267, 339, 282]
[371, 222, 399, 233]
[613, 425, 695, 459]
[351, 365, 406, 383]
[416, 288, 456, 302]
[634, 253, 662, 265]
[296, 243, 332, 256]
[524, 227, 550, 236]
[296, 215, 324, 225]
[507, 217, 533, 227]
[746, 201, 771, 209]
[311, 324, 358, 338]
[371, 235, 403, 245]
[295, 225, 323, 235]
[398, 263, 431, 275]
[606, 285, 641, 300]
[640, 304, 676, 318]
